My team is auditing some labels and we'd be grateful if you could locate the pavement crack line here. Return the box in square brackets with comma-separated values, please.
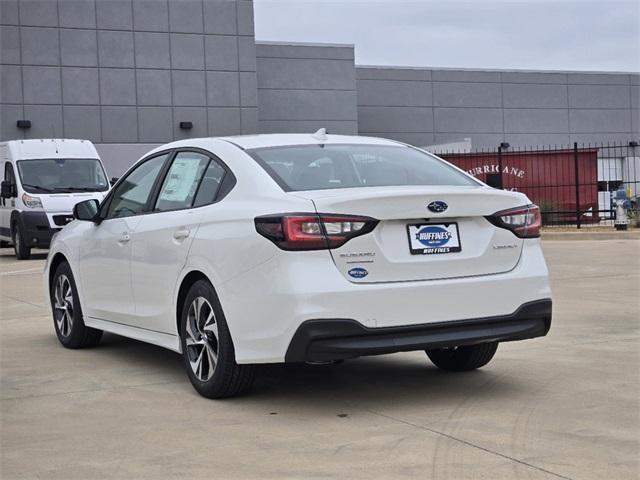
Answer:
[506, 335, 640, 353]
[569, 336, 640, 346]
[364, 409, 575, 480]
[1, 293, 46, 309]
[2, 380, 185, 401]
[0, 267, 44, 276]
[552, 272, 640, 281]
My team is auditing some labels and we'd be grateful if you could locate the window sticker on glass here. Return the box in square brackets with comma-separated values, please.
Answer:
[155, 153, 210, 212]
[160, 158, 202, 202]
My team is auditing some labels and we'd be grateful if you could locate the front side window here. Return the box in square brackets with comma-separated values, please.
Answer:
[249, 144, 479, 192]
[106, 154, 167, 219]
[2, 162, 16, 201]
[17, 158, 108, 193]
[4, 162, 16, 185]
[154, 152, 210, 212]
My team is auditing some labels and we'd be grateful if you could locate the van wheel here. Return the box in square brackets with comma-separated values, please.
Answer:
[426, 342, 498, 372]
[12, 223, 31, 260]
[50, 262, 103, 348]
[180, 280, 255, 398]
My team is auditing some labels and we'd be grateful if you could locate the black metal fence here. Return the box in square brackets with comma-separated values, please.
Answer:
[439, 141, 640, 228]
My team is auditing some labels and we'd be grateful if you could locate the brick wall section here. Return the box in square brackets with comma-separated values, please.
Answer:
[0, 0, 258, 142]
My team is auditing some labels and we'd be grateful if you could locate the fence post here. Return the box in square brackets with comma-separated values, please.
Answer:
[573, 142, 581, 229]
[497, 146, 504, 189]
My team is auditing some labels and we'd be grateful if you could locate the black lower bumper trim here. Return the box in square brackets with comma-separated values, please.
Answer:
[285, 299, 552, 362]
[15, 211, 59, 247]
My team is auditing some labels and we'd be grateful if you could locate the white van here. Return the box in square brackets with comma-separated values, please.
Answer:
[0, 139, 110, 259]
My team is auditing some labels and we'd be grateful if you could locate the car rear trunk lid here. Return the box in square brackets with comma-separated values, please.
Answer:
[292, 185, 529, 283]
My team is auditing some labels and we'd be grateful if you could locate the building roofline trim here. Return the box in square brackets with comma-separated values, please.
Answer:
[356, 64, 639, 76]
[256, 40, 355, 49]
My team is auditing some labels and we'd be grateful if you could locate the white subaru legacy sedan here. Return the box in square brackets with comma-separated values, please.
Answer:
[44, 132, 552, 398]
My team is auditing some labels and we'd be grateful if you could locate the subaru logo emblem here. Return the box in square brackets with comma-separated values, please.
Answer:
[427, 201, 448, 213]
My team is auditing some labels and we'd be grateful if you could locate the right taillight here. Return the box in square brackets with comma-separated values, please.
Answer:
[489, 204, 541, 238]
[255, 213, 378, 250]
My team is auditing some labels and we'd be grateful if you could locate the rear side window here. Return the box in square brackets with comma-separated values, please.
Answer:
[193, 160, 226, 207]
[153, 151, 229, 212]
[154, 152, 210, 212]
[249, 144, 478, 191]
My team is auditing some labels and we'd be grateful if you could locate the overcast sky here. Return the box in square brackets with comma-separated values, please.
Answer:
[253, 0, 640, 72]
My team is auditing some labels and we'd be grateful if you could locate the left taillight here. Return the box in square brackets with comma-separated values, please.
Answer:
[255, 213, 378, 250]
[489, 204, 541, 238]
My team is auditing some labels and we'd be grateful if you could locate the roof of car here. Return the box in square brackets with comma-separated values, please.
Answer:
[218, 133, 403, 150]
[151, 133, 405, 154]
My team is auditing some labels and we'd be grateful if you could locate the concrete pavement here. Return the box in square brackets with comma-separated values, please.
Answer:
[1, 241, 638, 479]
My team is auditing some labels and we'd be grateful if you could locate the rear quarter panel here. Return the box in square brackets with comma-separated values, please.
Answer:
[176, 141, 320, 338]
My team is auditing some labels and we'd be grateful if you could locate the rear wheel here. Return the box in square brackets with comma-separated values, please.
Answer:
[180, 280, 255, 398]
[50, 262, 103, 348]
[426, 342, 498, 372]
[12, 223, 31, 260]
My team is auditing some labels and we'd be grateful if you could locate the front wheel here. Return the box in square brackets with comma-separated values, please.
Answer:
[50, 262, 103, 348]
[180, 280, 255, 398]
[426, 342, 498, 372]
[12, 224, 31, 260]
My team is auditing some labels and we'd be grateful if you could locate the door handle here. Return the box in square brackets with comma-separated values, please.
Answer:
[173, 228, 190, 240]
[118, 232, 131, 243]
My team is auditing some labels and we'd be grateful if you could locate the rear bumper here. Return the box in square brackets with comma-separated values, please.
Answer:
[219, 238, 551, 364]
[285, 299, 552, 362]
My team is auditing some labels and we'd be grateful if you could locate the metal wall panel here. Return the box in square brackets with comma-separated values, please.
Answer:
[356, 65, 637, 149]
[0, 0, 258, 152]
[256, 42, 358, 135]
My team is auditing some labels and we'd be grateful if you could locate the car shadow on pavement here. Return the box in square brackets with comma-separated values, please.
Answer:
[89, 334, 520, 407]
[251, 360, 519, 405]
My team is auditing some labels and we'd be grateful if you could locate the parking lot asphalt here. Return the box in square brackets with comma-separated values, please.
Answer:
[1, 240, 638, 480]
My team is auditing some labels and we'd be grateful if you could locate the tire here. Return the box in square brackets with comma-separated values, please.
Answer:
[12, 223, 31, 260]
[50, 262, 103, 349]
[426, 342, 498, 372]
[180, 280, 255, 398]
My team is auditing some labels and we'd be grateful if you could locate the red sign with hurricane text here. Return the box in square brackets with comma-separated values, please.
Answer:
[440, 148, 599, 222]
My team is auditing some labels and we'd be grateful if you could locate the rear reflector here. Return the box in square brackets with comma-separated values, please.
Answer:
[255, 214, 378, 250]
[488, 204, 541, 238]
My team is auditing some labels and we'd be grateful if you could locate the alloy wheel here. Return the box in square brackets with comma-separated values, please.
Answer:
[185, 296, 219, 382]
[54, 274, 74, 337]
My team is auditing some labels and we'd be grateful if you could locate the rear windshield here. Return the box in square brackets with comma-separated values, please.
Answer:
[17, 158, 109, 194]
[249, 144, 478, 192]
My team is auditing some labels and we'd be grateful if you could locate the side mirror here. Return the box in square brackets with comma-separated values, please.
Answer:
[73, 199, 100, 222]
[1, 180, 15, 198]
[110, 177, 119, 187]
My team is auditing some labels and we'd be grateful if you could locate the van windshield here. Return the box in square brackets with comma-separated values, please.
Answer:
[248, 144, 479, 192]
[17, 158, 109, 194]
